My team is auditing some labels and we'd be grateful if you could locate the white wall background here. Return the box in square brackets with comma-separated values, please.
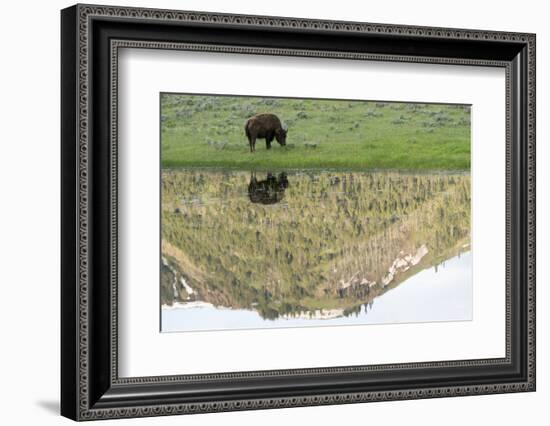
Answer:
[0, 0, 546, 424]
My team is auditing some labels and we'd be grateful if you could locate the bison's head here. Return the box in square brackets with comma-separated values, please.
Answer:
[276, 123, 288, 146]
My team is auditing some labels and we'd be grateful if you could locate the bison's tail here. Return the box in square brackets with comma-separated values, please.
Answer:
[244, 120, 250, 138]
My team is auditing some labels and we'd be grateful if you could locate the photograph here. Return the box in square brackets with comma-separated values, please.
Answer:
[159, 93, 472, 332]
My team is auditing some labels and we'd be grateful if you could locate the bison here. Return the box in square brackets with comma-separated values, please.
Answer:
[248, 172, 289, 205]
[244, 113, 288, 152]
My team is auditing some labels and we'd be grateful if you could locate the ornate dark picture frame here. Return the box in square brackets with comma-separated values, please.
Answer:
[61, 3, 536, 421]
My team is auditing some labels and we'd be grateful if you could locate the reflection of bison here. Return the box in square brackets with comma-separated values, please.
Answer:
[248, 172, 289, 205]
[244, 113, 288, 152]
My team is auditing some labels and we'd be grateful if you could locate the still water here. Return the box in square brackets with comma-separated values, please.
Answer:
[162, 251, 472, 332]
[161, 169, 471, 333]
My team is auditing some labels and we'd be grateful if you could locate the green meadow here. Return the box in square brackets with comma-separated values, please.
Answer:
[160, 94, 471, 171]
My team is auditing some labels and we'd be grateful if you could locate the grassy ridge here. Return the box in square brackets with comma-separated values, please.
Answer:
[160, 94, 471, 171]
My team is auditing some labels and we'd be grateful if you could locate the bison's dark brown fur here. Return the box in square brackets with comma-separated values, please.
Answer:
[244, 113, 287, 152]
[248, 172, 289, 205]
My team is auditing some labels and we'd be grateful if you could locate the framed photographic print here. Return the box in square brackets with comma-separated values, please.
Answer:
[61, 4, 536, 421]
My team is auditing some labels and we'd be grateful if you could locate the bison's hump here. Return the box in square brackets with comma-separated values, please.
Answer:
[248, 113, 281, 121]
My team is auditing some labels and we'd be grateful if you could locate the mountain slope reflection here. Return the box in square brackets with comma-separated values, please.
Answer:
[162, 251, 472, 332]
[161, 169, 471, 332]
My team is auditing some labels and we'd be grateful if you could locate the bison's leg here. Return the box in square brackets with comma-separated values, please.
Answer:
[266, 134, 273, 150]
[247, 133, 254, 152]
[249, 136, 256, 152]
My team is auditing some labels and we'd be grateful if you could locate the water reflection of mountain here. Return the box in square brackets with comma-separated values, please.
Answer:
[161, 169, 471, 321]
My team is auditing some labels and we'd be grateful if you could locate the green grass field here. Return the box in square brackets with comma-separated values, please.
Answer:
[160, 94, 471, 171]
